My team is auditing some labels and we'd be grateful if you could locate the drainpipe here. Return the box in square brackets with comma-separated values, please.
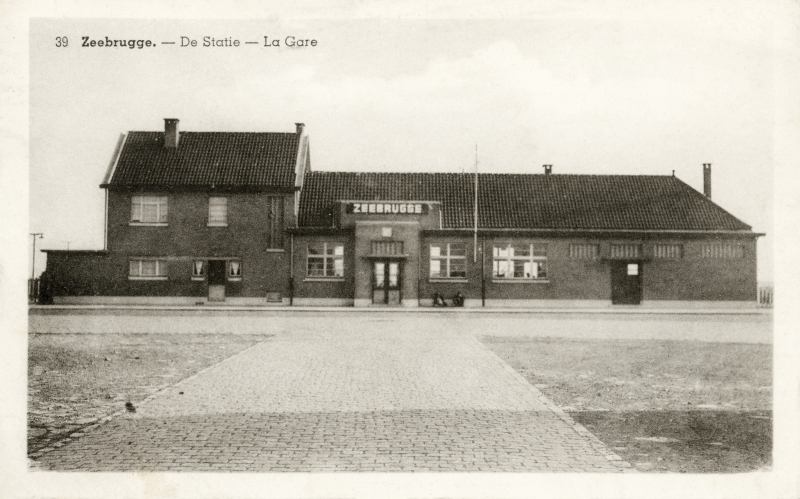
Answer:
[481, 237, 486, 307]
[289, 234, 294, 306]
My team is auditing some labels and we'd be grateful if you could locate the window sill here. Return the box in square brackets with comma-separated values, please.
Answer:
[266, 248, 285, 253]
[304, 277, 345, 282]
[191, 277, 205, 281]
[128, 276, 168, 281]
[492, 279, 550, 284]
[207, 223, 228, 227]
[129, 222, 168, 227]
[429, 278, 469, 283]
[228, 277, 242, 282]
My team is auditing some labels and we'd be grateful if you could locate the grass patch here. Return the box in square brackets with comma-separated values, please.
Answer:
[482, 337, 771, 472]
[28, 333, 267, 454]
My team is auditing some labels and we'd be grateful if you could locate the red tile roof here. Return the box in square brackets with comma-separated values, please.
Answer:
[105, 132, 300, 189]
[298, 172, 752, 231]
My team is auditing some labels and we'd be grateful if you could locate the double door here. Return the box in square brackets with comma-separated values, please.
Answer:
[372, 260, 402, 305]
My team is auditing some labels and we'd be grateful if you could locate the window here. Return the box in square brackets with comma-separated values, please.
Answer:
[654, 244, 683, 259]
[208, 197, 227, 226]
[627, 263, 639, 275]
[610, 244, 641, 259]
[701, 243, 744, 259]
[129, 259, 167, 280]
[228, 261, 242, 280]
[492, 243, 547, 280]
[569, 243, 599, 259]
[429, 243, 467, 279]
[130, 196, 168, 224]
[307, 242, 344, 278]
[191, 260, 205, 280]
[267, 196, 284, 249]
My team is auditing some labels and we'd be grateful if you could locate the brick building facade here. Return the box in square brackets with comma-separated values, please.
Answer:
[43, 119, 762, 308]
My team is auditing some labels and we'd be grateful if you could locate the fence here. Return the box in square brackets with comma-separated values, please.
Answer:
[758, 286, 773, 308]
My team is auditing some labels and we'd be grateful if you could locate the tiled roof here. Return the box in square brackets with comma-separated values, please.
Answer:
[106, 132, 300, 189]
[298, 172, 752, 231]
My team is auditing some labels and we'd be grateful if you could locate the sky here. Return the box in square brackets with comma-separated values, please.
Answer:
[29, 14, 775, 280]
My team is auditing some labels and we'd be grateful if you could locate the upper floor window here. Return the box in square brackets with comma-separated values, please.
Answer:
[208, 197, 228, 226]
[130, 196, 168, 225]
[267, 196, 284, 249]
[307, 242, 344, 278]
[492, 243, 547, 280]
[129, 259, 167, 280]
[701, 243, 744, 259]
[430, 243, 467, 279]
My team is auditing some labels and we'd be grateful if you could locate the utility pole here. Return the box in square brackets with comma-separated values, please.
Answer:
[30, 233, 43, 280]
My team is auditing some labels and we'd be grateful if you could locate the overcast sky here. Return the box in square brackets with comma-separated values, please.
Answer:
[29, 14, 774, 280]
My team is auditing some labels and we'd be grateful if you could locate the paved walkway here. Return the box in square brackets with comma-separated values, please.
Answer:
[34, 329, 630, 472]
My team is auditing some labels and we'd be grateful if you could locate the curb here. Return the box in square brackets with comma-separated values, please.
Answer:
[30, 304, 771, 316]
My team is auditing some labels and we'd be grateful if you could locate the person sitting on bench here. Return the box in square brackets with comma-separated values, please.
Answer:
[452, 291, 465, 307]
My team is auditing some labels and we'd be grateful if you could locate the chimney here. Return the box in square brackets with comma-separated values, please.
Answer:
[164, 118, 179, 148]
[295, 122, 305, 135]
[543, 164, 552, 175]
[703, 163, 711, 198]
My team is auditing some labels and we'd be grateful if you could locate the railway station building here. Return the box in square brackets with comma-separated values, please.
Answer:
[43, 119, 762, 308]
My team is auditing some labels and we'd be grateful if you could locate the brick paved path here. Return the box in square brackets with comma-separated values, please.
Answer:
[35, 329, 631, 472]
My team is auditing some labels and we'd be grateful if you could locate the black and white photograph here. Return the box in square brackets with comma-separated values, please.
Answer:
[2, 1, 799, 498]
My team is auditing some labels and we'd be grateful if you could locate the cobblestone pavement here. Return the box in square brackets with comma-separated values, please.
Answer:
[34, 329, 631, 472]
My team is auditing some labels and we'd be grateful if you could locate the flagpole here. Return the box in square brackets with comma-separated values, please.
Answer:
[473, 144, 478, 263]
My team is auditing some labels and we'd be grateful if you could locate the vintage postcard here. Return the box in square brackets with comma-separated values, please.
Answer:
[2, 1, 799, 498]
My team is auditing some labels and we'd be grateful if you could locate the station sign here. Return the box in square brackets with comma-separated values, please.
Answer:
[346, 202, 428, 215]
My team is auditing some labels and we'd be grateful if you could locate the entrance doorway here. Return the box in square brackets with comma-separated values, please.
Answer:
[611, 261, 642, 305]
[208, 260, 226, 302]
[372, 260, 402, 305]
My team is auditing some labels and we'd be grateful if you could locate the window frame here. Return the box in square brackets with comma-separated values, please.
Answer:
[130, 195, 168, 226]
[306, 242, 345, 280]
[207, 197, 228, 227]
[429, 242, 468, 280]
[492, 242, 549, 282]
[128, 259, 168, 280]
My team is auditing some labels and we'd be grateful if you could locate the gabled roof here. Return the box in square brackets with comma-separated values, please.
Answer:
[104, 132, 301, 189]
[298, 172, 753, 232]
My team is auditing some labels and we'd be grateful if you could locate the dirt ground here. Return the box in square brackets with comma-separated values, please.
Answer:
[482, 336, 772, 473]
[28, 333, 267, 454]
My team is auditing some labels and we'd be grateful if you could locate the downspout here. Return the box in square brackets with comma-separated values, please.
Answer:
[104, 189, 108, 250]
[481, 237, 486, 307]
[289, 234, 294, 306]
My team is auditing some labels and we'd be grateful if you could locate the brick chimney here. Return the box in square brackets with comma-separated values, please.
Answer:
[164, 118, 179, 148]
[543, 164, 552, 175]
[295, 123, 305, 135]
[703, 163, 711, 198]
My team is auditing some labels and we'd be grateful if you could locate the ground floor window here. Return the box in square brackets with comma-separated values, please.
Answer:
[654, 244, 683, 259]
[492, 243, 547, 280]
[429, 243, 466, 278]
[701, 243, 744, 258]
[192, 260, 205, 280]
[307, 242, 344, 278]
[129, 259, 167, 280]
[228, 260, 242, 280]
